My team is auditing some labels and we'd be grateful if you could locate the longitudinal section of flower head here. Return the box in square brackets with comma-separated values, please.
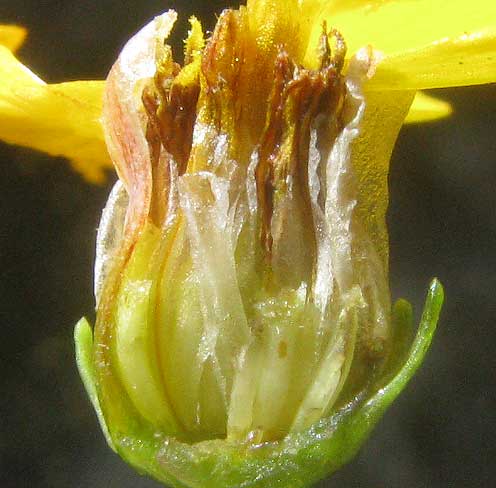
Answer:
[98, 6, 391, 445]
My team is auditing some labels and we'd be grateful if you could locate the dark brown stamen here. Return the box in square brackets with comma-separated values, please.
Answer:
[255, 26, 347, 258]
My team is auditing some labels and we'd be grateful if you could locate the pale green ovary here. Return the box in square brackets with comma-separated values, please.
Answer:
[114, 225, 179, 434]
[114, 219, 359, 443]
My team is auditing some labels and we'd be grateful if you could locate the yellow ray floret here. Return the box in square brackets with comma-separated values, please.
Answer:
[0, 46, 111, 182]
[0, 25, 26, 52]
[311, 0, 496, 90]
[352, 89, 415, 265]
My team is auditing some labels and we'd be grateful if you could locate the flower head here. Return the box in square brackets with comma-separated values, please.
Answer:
[1, 1, 495, 486]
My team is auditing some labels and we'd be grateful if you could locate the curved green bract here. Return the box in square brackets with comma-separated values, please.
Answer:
[75, 279, 443, 488]
[74, 317, 116, 452]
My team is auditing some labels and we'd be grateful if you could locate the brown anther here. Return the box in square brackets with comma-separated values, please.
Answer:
[318, 21, 332, 69]
[329, 29, 347, 72]
[318, 23, 347, 72]
[142, 49, 201, 171]
[141, 37, 202, 225]
[256, 49, 295, 256]
[255, 35, 347, 259]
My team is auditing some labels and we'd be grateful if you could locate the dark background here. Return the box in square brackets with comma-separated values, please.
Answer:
[1, 1, 495, 487]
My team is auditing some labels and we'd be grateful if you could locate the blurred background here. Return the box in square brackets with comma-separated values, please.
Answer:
[1, 1, 495, 487]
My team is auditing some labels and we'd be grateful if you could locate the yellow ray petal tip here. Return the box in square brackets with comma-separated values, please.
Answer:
[405, 91, 454, 124]
[0, 25, 27, 52]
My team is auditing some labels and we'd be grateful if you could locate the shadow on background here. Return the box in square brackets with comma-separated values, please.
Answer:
[1, 1, 495, 487]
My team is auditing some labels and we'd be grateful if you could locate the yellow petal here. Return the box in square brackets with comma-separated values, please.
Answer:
[246, 0, 324, 63]
[353, 89, 415, 265]
[0, 25, 26, 52]
[0, 46, 111, 183]
[405, 91, 453, 124]
[312, 0, 496, 89]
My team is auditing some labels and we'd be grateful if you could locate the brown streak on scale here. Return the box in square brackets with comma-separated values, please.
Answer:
[254, 25, 347, 261]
